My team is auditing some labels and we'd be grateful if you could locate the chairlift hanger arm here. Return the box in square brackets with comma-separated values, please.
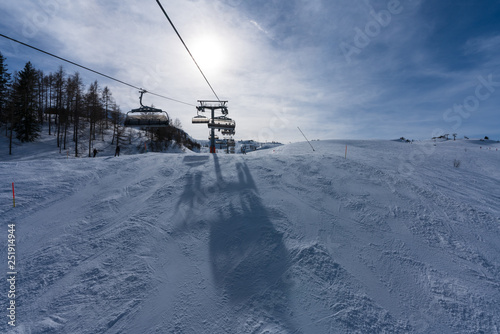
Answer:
[139, 89, 147, 107]
[124, 90, 170, 128]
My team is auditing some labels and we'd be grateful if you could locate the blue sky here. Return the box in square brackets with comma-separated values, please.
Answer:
[1, 0, 499, 142]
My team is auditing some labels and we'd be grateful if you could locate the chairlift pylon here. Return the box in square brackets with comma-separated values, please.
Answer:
[124, 90, 170, 128]
[194, 100, 234, 153]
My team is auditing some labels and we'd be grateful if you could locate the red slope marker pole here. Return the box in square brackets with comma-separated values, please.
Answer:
[12, 182, 15, 208]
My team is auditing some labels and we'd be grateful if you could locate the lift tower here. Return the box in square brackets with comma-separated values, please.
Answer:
[195, 100, 235, 153]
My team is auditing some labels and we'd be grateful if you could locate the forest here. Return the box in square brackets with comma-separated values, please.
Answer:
[0, 52, 200, 157]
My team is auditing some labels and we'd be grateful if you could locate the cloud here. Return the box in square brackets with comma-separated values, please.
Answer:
[1, 0, 500, 141]
[249, 20, 270, 37]
[464, 35, 500, 58]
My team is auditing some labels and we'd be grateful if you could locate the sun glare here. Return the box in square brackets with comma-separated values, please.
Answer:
[191, 36, 227, 72]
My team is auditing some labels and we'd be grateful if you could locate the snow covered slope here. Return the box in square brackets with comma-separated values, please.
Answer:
[1, 139, 499, 333]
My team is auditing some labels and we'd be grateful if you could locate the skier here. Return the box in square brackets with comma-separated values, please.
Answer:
[115, 145, 120, 157]
[93, 148, 97, 158]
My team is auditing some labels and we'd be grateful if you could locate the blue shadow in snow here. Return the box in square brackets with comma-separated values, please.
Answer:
[208, 156, 296, 331]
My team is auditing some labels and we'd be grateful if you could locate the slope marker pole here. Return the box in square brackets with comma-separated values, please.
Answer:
[12, 182, 15, 208]
[297, 127, 315, 152]
[345, 145, 347, 159]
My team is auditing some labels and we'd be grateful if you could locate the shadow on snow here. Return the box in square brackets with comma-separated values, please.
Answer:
[174, 154, 298, 332]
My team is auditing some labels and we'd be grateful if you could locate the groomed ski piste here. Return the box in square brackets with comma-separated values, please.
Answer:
[1, 135, 500, 333]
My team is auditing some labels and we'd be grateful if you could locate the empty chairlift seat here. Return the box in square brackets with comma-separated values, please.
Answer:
[192, 115, 209, 124]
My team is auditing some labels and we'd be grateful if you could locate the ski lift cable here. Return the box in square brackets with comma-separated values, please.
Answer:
[156, 0, 221, 102]
[0, 33, 196, 107]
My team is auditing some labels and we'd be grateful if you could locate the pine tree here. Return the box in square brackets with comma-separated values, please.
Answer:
[0, 52, 12, 132]
[0, 52, 14, 155]
[12, 62, 41, 143]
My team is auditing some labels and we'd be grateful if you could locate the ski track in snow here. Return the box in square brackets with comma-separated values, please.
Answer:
[1, 139, 500, 333]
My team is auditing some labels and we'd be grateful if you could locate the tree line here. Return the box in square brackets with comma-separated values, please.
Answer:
[0, 52, 123, 156]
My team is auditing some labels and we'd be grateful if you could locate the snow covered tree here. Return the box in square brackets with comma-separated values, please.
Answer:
[12, 62, 41, 143]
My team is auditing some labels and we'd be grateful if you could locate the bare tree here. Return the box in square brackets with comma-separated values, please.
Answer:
[85, 81, 103, 157]
[36, 70, 45, 125]
[45, 73, 54, 135]
[67, 73, 84, 157]
[173, 118, 182, 129]
[102, 86, 112, 130]
[110, 104, 122, 145]
[52, 66, 65, 149]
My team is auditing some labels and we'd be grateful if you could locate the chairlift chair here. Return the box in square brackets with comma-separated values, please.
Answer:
[221, 128, 235, 136]
[208, 116, 235, 130]
[124, 90, 170, 128]
[192, 114, 209, 124]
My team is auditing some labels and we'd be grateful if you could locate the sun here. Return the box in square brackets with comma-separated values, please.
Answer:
[190, 35, 227, 72]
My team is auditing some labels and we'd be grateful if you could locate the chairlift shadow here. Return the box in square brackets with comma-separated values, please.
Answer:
[172, 155, 298, 331]
[182, 155, 210, 167]
[208, 159, 298, 331]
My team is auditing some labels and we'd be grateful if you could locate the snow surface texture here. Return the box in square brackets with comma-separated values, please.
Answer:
[1, 139, 500, 333]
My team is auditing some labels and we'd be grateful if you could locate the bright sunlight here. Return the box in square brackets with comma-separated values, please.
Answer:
[190, 35, 227, 73]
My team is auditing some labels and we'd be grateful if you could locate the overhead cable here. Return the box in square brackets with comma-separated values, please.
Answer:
[0, 33, 195, 107]
[156, 0, 221, 102]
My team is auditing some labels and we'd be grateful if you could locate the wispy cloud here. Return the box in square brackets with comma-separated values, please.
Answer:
[249, 20, 270, 37]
